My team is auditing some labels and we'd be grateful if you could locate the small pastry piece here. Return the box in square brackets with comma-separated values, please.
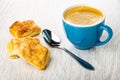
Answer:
[7, 39, 19, 59]
[7, 37, 50, 70]
[9, 20, 41, 38]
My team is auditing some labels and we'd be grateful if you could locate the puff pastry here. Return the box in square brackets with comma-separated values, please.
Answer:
[9, 20, 41, 38]
[7, 37, 50, 70]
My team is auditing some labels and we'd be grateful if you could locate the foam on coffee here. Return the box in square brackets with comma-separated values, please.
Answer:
[64, 6, 103, 26]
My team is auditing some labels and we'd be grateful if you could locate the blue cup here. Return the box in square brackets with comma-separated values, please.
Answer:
[62, 5, 113, 50]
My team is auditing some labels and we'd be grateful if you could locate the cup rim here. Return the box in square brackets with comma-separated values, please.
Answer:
[62, 5, 105, 27]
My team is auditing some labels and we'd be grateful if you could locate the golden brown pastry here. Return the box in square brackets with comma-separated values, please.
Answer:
[7, 38, 20, 59]
[7, 37, 50, 70]
[9, 20, 41, 38]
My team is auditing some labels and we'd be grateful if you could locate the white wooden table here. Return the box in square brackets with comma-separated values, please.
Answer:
[0, 0, 120, 80]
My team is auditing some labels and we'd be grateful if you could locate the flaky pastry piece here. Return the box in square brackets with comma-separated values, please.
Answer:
[7, 37, 50, 70]
[9, 20, 41, 38]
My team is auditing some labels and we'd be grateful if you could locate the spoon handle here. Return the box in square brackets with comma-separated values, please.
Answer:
[60, 47, 94, 70]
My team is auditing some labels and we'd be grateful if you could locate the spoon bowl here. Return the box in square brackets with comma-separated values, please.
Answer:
[42, 29, 60, 46]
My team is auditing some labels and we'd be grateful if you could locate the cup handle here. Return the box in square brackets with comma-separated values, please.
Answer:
[96, 25, 113, 46]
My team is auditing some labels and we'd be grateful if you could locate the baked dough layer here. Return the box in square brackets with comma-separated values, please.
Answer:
[9, 20, 41, 38]
[7, 37, 50, 70]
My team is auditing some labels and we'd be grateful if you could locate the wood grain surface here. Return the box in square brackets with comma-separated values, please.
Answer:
[0, 0, 120, 80]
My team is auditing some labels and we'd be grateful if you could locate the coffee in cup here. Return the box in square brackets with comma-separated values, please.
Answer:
[64, 6, 103, 26]
[62, 5, 113, 50]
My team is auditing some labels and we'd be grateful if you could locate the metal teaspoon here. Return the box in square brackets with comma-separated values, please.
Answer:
[42, 29, 94, 70]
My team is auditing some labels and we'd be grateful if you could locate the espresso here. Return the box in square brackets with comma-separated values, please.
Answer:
[64, 6, 103, 26]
